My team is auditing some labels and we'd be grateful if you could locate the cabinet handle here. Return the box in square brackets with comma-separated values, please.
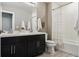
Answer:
[14, 45, 15, 54]
[11, 45, 13, 55]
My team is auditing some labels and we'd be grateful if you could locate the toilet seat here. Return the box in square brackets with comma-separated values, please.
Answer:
[46, 40, 56, 47]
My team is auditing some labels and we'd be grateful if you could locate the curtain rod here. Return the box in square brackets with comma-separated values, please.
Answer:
[52, 2, 73, 11]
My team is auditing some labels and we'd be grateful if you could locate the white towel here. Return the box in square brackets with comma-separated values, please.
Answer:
[27, 21, 31, 31]
[31, 17, 38, 32]
[37, 18, 42, 31]
[21, 20, 26, 30]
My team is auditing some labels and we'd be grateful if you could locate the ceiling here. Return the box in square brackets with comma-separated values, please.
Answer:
[1, 2, 34, 12]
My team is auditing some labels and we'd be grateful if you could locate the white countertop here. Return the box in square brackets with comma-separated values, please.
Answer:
[0, 31, 47, 38]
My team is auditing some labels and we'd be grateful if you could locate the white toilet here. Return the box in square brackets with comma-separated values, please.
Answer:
[46, 40, 56, 55]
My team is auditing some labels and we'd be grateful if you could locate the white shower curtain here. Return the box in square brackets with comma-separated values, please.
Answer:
[74, 19, 79, 31]
[74, 3, 79, 32]
[31, 16, 38, 32]
[37, 18, 42, 31]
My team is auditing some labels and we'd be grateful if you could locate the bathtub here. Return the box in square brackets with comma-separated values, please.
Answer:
[59, 39, 79, 57]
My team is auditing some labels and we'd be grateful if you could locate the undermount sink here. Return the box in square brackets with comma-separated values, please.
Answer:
[13, 31, 31, 34]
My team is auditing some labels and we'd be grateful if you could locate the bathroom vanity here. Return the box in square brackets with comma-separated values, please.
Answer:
[0, 32, 47, 57]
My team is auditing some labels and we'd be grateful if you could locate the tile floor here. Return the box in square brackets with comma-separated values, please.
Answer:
[38, 50, 75, 57]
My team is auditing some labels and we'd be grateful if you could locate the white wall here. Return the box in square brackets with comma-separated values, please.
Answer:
[47, 3, 52, 40]
[1, 2, 33, 30]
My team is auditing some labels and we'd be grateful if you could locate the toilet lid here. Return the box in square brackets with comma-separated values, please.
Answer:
[47, 43, 56, 47]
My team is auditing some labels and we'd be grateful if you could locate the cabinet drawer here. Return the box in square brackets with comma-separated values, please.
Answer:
[1, 37, 15, 45]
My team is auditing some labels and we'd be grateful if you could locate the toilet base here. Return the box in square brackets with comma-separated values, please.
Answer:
[46, 46, 56, 55]
[46, 40, 56, 55]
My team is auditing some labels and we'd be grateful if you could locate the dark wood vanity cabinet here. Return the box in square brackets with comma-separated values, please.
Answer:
[1, 34, 45, 57]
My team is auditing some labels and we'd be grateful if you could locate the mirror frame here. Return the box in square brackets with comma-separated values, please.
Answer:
[2, 10, 15, 32]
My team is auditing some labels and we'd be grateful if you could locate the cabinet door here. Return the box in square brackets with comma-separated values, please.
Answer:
[1, 37, 15, 57]
[1, 45, 11, 57]
[36, 35, 45, 54]
[27, 35, 45, 57]
[27, 36, 36, 56]
[33, 35, 45, 55]
[15, 36, 26, 57]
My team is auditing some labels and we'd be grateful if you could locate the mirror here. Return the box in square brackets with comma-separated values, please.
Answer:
[0, 3, 2, 31]
[0, 2, 37, 33]
[2, 11, 14, 33]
